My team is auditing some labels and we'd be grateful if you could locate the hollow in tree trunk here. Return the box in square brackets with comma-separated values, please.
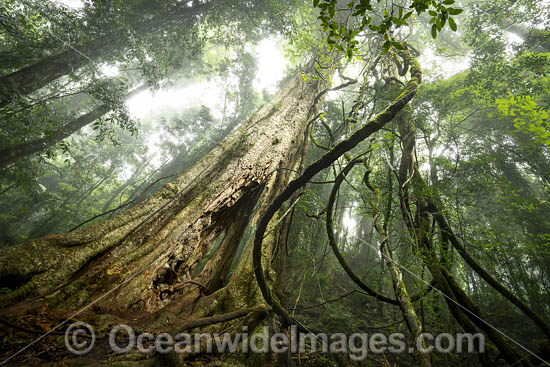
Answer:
[0, 65, 326, 366]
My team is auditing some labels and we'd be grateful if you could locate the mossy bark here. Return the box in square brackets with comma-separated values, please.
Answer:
[0, 67, 324, 365]
[397, 115, 534, 367]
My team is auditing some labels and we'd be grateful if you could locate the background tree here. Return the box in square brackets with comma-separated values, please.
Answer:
[1, 0, 550, 366]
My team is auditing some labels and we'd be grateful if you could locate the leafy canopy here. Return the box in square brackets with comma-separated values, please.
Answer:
[314, 0, 463, 57]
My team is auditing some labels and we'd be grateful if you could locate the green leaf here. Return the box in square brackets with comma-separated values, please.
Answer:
[431, 24, 437, 39]
[392, 41, 405, 50]
[448, 17, 457, 31]
[448, 8, 463, 15]
[382, 40, 391, 53]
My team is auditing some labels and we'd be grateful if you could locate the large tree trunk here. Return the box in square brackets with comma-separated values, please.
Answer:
[127, 117, 241, 209]
[0, 66, 325, 365]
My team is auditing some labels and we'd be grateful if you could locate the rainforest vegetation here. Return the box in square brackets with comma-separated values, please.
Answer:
[0, 0, 549, 366]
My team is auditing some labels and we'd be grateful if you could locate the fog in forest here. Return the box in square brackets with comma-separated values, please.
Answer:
[0, 0, 549, 366]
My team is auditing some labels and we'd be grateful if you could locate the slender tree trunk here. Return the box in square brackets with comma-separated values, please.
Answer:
[0, 84, 148, 168]
[0, 66, 325, 365]
[101, 157, 150, 213]
[362, 156, 431, 367]
[30, 169, 114, 238]
[0, 2, 210, 107]
[397, 114, 535, 366]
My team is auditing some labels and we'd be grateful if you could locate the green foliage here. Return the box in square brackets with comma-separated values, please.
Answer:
[285, 4, 321, 66]
[314, 0, 462, 58]
[496, 95, 550, 145]
[1, 0, 550, 361]
[0, 30, 268, 246]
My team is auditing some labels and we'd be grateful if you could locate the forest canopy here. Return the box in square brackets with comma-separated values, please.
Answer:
[0, 0, 549, 366]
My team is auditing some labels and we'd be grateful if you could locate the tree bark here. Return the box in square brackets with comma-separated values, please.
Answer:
[0, 65, 325, 365]
[331, 157, 432, 367]
[396, 114, 534, 366]
[128, 116, 240, 208]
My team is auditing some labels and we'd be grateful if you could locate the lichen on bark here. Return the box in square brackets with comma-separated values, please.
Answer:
[0, 64, 327, 365]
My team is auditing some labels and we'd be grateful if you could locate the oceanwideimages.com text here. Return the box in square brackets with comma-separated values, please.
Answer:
[65, 322, 485, 360]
